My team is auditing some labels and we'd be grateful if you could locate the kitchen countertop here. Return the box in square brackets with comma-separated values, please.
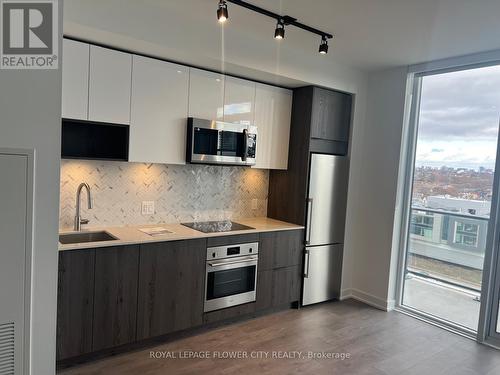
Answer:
[59, 217, 304, 251]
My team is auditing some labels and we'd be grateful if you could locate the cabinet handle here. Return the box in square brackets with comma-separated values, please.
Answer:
[304, 249, 310, 278]
[305, 198, 313, 245]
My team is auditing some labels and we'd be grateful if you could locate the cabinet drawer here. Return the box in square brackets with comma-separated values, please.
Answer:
[203, 303, 256, 324]
[259, 230, 304, 271]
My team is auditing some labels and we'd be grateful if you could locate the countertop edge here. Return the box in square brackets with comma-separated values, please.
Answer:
[58, 218, 304, 252]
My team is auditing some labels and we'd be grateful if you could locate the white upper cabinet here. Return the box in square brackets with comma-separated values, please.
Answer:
[129, 56, 189, 165]
[188, 68, 224, 121]
[88, 46, 132, 124]
[223, 77, 256, 125]
[62, 39, 89, 120]
[253, 83, 292, 170]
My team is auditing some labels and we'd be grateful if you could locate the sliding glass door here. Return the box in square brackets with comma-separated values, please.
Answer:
[399, 64, 500, 336]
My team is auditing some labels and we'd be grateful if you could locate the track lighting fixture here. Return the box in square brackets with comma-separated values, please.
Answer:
[319, 36, 328, 54]
[274, 19, 285, 40]
[217, 0, 228, 23]
[219, 1, 333, 53]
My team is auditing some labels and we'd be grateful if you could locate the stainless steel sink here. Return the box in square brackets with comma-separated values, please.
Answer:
[59, 231, 118, 244]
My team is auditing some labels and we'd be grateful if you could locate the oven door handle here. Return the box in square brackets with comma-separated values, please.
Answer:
[208, 256, 257, 268]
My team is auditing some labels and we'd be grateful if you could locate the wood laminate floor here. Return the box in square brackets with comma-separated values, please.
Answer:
[58, 300, 500, 375]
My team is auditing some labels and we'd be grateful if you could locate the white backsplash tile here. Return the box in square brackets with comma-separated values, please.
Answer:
[60, 160, 269, 229]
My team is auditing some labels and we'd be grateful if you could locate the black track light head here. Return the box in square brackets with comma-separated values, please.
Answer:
[319, 36, 329, 54]
[217, 0, 228, 23]
[274, 19, 285, 40]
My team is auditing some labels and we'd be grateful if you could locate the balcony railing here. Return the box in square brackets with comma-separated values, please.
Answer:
[407, 206, 489, 292]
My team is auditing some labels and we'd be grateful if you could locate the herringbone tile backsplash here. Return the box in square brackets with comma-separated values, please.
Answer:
[60, 160, 269, 229]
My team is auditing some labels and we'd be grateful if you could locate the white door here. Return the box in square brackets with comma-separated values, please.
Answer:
[0, 151, 32, 375]
[88, 46, 132, 124]
[62, 39, 89, 120]
[223, 76, 255, 125]
[130, 56, 189, 164]
[253, 83, 292, 169]
[188, 68, 224, 121]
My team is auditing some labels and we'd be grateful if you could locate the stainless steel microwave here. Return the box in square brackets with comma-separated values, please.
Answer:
[186, 118, 257, 166]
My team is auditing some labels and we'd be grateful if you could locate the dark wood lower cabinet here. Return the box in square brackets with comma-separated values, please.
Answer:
[203, 303, 256, 324]
[57, 249, 95, 361]
[272, 266, 301, 307]
[57, 229, 304, 366]
[255, 270, 273, 311]
[256, 266, 301, 311]
[92, 245, 140, 351]
[136, 239, 206, 339]
[259, 230, 304, 270]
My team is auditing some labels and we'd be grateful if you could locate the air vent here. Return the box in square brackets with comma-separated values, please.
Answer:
[0, 323, 14, 375]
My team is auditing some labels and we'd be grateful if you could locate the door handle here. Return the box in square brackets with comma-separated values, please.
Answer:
[305, 198, 313, 245]
[304, 249, 310, 278]
[208, 256, 257, 267]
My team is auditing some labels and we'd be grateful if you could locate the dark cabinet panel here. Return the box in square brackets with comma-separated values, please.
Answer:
[93, 246, 140, 351]
[310, 88, 352, 143]
[61, 119, 129, 161]
[203, 303, 256, 324]
[207, 233, 259, 247]
[137, 239, 206, 339]
[57, 249, 95, 360]
[255, 270, 273, 311]
[259, 230, 304, 271]
[272, 266, 301, 307]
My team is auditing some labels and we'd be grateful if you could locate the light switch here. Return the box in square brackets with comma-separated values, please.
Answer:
[251, 199, 258, 210]
[141, 201, 155, 215]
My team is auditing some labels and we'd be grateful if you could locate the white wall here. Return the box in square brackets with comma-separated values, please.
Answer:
[0, 2, 63, 374]
[342, 67, 410, 309]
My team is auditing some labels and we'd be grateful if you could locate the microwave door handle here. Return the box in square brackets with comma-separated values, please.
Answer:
[241, 129, 248, 162]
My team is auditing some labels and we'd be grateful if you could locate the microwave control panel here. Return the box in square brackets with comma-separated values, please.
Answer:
[247, 133, 257, 158]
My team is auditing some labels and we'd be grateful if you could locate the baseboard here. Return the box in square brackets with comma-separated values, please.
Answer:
[341, 288, 395, 311]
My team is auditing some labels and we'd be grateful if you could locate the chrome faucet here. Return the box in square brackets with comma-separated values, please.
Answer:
[74, 182, 93, 231]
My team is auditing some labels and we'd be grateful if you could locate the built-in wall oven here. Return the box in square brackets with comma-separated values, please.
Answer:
[186, 117, 257, 166]
[204, 242, 259, 312]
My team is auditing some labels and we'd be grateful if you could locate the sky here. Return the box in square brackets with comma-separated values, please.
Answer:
[415, 64, 500, 170]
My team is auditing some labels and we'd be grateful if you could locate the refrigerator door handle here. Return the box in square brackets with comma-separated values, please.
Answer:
[305, 198, 313, 245]
[304, 249, 310, 278]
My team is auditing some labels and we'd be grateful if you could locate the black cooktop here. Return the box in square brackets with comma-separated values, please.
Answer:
[181, 220, 254, 233]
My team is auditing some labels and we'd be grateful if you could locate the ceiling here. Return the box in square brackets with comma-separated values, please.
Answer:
[64, 0, 500, 87]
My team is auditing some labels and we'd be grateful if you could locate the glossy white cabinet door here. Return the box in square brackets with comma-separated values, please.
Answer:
[62, 39, 89, 120]
[223, 76, 256, 125]
[88, 46, 132, 124]
[188, 68, 224, 121]
[253, 83, 292, 169]
[130, 56, 189, 164]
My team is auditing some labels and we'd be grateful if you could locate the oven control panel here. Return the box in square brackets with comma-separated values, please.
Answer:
[206, 242, 259, 261]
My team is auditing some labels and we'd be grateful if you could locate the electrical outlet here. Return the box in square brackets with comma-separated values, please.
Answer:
[251, 199, 258, 210]
[141, 201, 155, 215]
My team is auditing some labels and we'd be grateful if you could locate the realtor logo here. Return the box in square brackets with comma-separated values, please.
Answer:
[1, 0, 58, 69]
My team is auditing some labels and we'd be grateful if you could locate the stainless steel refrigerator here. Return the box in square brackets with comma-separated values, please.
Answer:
[302, 153, 349, 306]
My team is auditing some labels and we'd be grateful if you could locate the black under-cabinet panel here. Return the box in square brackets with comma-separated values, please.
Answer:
[61, 119, 129, 161]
